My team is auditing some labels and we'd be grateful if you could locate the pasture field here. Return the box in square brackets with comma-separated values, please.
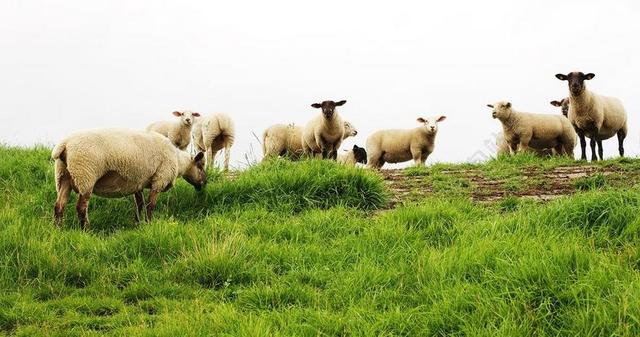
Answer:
[1, 146, 640, 336]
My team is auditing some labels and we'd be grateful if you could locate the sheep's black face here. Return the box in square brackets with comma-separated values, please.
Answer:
[311, 100, 346, 119]
[185, 152, 207, 191]
[556, 72, 594, 96]
[353, 145, 367, 164]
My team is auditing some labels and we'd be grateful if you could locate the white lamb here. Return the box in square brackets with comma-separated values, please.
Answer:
[146, 110, 200, 150]
[51, 128, 207, 230]
[555, 71, 627, 161]
[302, 100, 347, 160]
[192, 113, 235, 170]
[366, 115, 446, 169]
[262, 120, 358, 160]
[487, 101, 576, 156]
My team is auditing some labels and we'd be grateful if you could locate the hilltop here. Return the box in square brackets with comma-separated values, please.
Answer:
[1, 146, 640, 336]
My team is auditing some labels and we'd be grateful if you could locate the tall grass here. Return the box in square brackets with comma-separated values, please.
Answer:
[1, 146, 640, 335]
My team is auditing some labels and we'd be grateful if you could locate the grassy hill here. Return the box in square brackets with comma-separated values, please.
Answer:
[1, 146, 640, 336]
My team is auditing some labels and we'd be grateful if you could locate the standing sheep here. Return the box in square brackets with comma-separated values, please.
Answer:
[366, 115, 446, 169]
[193, 113, 235, 170]
[51, 128, 207, 230]
[555, 72, 627, 161]
[487, 101, 576, 156]
[550, 97, 570, 117]
[262, 120, 358, 160]
[146, 110, 200, 150]
[337, 145, 368, 166]
[302, 100, 347, 160]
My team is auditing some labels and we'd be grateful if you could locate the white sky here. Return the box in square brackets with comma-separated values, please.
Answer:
[1, 0, 639, 168]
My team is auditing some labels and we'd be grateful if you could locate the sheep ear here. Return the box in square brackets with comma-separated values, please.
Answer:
[335, 100, 346, 106]
[311, 103, 322, 109]
[192, 112, 201, 117]
[550, 100, 562, 107]
[555, 74, 568, 81]
[436, 115, 447, 122]
[194, 152, 205, 162]
[584, 73, 595, 80]
[172, 111, 183, 117]
[353, 145, 358, 150]
[417, 117, 426, 123]
[486, 104, 494, 108]
[505, 102, 511, 108]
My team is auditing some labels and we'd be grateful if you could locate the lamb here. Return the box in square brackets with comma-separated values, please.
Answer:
[487, 101, 576, 156]
[146, 110, 200, 150]
[302, 100, 347, 159]
[555, 72, 627, 161]
[366, 115, 446, 169]
[337, 145, 367, 166]
[51, 128, 207, 230]
[262, 120, 358, 160]
[192, 113, 235, 170]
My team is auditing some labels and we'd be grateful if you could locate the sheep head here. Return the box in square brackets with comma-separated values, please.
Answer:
[172, 110, 201, 127]
[487, 101, 512, 120]
[417, 115, 446, 135]
[311, 100, 346, 119]
[183, 152, 207, 191]
[555, 72, 595, 96]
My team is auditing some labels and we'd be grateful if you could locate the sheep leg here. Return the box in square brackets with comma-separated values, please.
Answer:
[134, 191, 145, 223]
[53, 178, 72, 228]
[412, 151, 424, 166]
[146, 189, 159, 222]
[223, 145, 231, 171]
[76, 192, 91, 231]
[596, 139, 604, 161]
[207, 149, 217, 170]
[577, 132, 587, 160]
[589, 138, 598, 161]
[617, 130, 626, 157]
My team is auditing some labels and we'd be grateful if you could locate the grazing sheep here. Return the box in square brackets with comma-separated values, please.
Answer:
[51, 128, 207, 230]
[146, 110, 200, 150]
[555, 72, 628, 161]
[193, 113, 235, 170]
[337, 145, 368, 166]
[550, 97, 570, 117]
[366, 115, 446, 169]
[262, 120, 358, 160]
[487, 101, 576, 156]
[302, 100, 347, 159]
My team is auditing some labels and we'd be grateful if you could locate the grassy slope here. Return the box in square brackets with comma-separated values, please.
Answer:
[1, 146, 640, 336]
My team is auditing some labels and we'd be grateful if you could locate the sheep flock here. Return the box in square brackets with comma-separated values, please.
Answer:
[52, 71, 629, 229]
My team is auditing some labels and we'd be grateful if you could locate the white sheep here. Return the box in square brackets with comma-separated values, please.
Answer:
[366, 115, 446, 169]
[146, 110, 200, 150]
[262, 120, 358, 161]
[337, 145, 368, 166]
[487, 101, 576, 156]
[192, 113, 235, 170]
[555, 72, 628, 161]
[495, 133, 553, 157]
[51, 128, 207, 230]
[302, 100, 347, 160]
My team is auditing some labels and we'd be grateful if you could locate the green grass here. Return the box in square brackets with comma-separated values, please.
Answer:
[1, 146, 640, 336]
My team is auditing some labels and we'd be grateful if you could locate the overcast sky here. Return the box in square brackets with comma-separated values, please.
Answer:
[1, 0, 638, 168]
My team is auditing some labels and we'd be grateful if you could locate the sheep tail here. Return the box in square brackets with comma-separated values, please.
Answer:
[51, 142, 67, 164]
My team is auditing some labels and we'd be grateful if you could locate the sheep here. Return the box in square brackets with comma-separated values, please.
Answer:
[146, 110, 200, 150]
[192, 113, 235, 170]
[487, 101, 576, 156]
[550, 97, 570, 117]
[302, 100, 347, 160]
[262, 120, 358, 160]
[555, 72, 628, 161]
[337, 145, 368, 166]
[51, 128, 206, 230]
[495, 133, 553, 157]
[366, 115, 446, 169]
